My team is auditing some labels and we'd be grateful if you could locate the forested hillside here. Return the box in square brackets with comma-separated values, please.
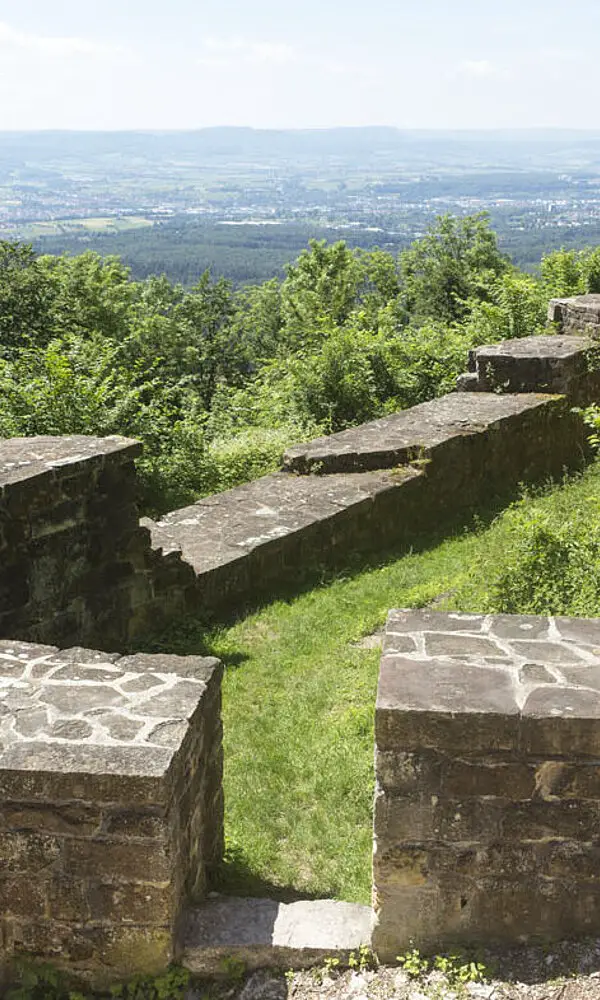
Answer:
[1, 213, 599, 516]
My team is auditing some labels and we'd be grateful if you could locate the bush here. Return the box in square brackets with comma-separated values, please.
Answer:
[457, 475, 600, 618]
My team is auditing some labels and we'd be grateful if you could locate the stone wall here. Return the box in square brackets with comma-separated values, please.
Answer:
[1, 324, 600, 980]
[0, 642, 223, 984]
[373, 609, 600, 959]
[549, 294, 600, 336]
[149, 390, 590, 621]
[456, 334, 600, 402]
[0, 436, 194, 651]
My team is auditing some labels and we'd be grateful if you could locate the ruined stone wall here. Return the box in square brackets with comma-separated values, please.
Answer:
[0, 436, 194, 651]
[150, 391, 590, 621]
[373, 609, 600, 959]
[0, 643, 223, 984]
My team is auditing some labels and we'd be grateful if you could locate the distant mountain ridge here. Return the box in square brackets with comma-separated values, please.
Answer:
[4, 127, 600, 168]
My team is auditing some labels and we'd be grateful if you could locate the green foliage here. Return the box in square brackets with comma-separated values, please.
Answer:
[399, 213, 509, 324]
[540, 245, 600, 299]
[0, 214, 596, 515]
[396, 948, 487, 995]
[454, 465, 600, 618]
[4, 962, 189, 1000]
[5, 961, 88, 1000]
[347, 946, 377, 971]
[216, 957, 246, 981]
[109, 966, 190, 999]
[432, 953, 487, 986]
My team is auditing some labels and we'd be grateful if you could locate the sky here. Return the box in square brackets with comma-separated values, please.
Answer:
[0, 0, 598, 132]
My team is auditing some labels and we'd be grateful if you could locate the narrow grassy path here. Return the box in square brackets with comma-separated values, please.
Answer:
[154, 463, 600, 906]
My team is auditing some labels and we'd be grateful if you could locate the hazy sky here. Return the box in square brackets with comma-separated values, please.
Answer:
[0, 0, 597, 131]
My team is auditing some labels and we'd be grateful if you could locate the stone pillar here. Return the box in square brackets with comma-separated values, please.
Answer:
[0, 436, 194, 650]
[0, 643, 223, 986]
[373, 609, 600, 960]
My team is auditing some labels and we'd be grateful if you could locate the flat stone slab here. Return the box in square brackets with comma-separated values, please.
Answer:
[282, 393, 557, 474]
[146, 466, 421, 573]
[0, 639, 220, 798]
[470, 335, 596, 394]
[549, 294, 600, 336]
[378, 610, 600, 755]
[180, 897, 373, 973]
[0, 435, 141, 491]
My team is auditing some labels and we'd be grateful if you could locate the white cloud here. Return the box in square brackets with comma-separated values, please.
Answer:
[198, 36, 296, 69]
[457, 59, 498, 79]
[0, 21, 130, 59]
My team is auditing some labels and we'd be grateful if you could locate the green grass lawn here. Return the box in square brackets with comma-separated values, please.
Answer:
[154, 463, 600, 906]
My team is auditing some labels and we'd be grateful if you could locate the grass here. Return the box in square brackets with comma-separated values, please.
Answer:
[152, 462, 600, 906]
[12, 216, 154, 239]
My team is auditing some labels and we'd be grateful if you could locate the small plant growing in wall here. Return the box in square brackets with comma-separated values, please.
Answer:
[5, 961, 89, 1000]
[109, 966, 191, 999]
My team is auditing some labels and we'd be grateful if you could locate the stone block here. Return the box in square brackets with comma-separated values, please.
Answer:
[549, 294, 600, 336]
[471, 334, 599, 396]
[180, 897, 373, 975]
[373, 609, 600, 959]
[0, 643, 223, 982]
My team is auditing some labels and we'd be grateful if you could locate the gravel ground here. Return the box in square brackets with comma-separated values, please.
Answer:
[188, 939, 600, 1000]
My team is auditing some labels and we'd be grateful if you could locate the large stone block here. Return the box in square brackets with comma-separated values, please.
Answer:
[0, 642, 223, 983]
[549, 294, 600, 336]
[373, 609, 600, 960]
[462, 334, 600, 400]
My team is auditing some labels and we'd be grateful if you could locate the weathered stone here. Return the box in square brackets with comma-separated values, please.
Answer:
[144, 387, 590, 621]
[0, 644, 223, 982]
[466, 335, 600, 396]
[549, 294, 600, 336]
[0, 436, 195, 650]
[283, 392, 572, 475]
[373, 609, 600, 960]
[180, 897, 373, 975]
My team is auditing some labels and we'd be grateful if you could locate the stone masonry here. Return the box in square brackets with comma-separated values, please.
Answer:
[0, 641, 223, 983]
[549, 294, 600, 336]
[456, 334, 600, 401]
[2, 318, 600, 981]
[373, 609, 600, 960]
[147, 391, 589, 619]
[0, 435, 195, 650]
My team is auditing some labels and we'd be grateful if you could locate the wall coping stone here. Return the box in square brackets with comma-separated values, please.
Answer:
[0, 639, 220, 801]
[0, 435, 141, 492]
[282, 393, 551, 475]
[458, 335, 598, 396]
[377, 609, 600, 755]
[549, 294, 600, 335]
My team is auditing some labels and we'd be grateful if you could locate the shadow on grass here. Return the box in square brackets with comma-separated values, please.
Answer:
[131, 485, 525, 659]
[211, 846, 326, 902]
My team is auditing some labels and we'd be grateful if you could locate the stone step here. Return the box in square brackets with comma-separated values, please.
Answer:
[179, 896, 373, 974]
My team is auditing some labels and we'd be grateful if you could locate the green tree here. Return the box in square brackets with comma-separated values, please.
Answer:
[399, 213, 509, 324]
[0, 241, 54, 352]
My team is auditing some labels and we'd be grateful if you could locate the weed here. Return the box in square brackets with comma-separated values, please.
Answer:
[347, 946, 377, 971]
[433, 953, 487, 986]
[396, 947, 430, 979]
[216, 956, 246, 982]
